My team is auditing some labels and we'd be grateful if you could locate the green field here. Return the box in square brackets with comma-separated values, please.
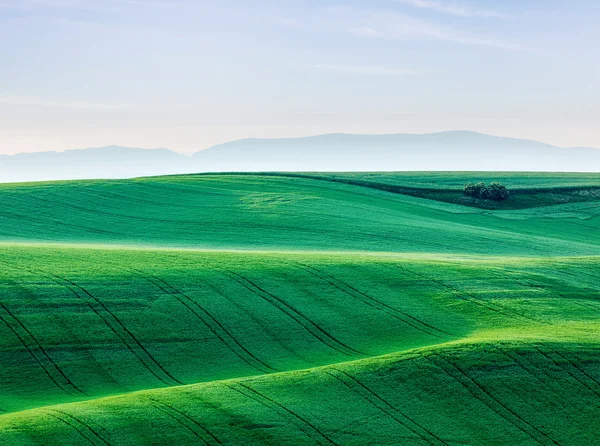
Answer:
[1, 172, 599, 445]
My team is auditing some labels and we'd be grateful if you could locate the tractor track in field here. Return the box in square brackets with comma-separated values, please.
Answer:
[532, 346, 600, 399]
[149, 397, 222, 445]
[151, 403, 210, 445]
[495, 347, 553, 389]
[503, 271, 600, 314]
[424, 353, 560, 446]
[0, 259, 181, 387]
[323, 368, 448, 446]
[126, 267, 276, 374]
[225, 382, 337, 446]
[552, 348, 600, 388]
[150, 404, 212, 445]
[293, 262, 452, 338]
[389, 264, 544, 325]
[212, 268, 363, 358]
[485, 346, 567, 413]
[0, 302, 85, 397]
[46, 412, 98, 445]
[54, 274, 183, 387]
[48, 409, 111, 445]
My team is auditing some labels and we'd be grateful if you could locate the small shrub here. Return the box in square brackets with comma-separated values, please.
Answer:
[463, 182, 487, 199]
[464, 182, 509, 201]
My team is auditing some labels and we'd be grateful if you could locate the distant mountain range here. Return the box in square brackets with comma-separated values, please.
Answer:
[1, 131, 599, 182]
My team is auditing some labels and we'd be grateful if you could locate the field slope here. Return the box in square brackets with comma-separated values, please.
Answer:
[0, 172, 599, 445]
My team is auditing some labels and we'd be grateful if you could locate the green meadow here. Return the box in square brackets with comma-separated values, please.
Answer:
[1, 172, 599, 445]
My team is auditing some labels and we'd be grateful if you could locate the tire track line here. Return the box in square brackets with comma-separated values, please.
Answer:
[0, 302, 84, 396]
[506, 272, 600, 315]
[149, 398, 223, 445]
[0, 306, 75, 396]
[128, 267, 276, 374]
[492, 347, 569, 414]
[495, 347, 552, 389]
[551, 348, 600, 389]
[533, 346, 600, 399]
[425, 353, 559, 446]
[214, 268, 363, 357]
[150, 404, 210, 445]
[323, 369, 447, 446]
[46, 412, 97, 445]
[225, 382, 337, 446]
[0, 259, 180, 387]
[391, 264, 543, 324]
[149, 397, 222, 445]
[294, 263, 451, 338]
[57, 274, 182, 386]
[50, 409, 111, 445]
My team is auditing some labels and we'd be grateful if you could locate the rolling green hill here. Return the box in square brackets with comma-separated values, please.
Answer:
[1, 172, 599, 445]
[1, 173, 600, 254]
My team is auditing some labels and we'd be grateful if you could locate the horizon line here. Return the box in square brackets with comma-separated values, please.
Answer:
[2, 129, 597, 156]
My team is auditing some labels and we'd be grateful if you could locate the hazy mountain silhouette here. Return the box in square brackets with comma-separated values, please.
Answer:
[1, 131, 599, 182]
[0, 146, 188, 183]
[194, 131, 600, 172]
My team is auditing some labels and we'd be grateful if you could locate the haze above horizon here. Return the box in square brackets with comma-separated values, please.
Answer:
[2, 0, 599, 154]
[2, 130, 599, 157]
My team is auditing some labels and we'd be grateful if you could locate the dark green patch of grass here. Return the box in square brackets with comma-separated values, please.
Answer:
[216, 172, 600, 210]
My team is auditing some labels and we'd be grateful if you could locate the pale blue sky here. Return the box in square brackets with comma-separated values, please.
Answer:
[1, 0, 599, 153]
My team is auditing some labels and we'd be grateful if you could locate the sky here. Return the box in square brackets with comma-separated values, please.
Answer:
[1, 0, 599, 154]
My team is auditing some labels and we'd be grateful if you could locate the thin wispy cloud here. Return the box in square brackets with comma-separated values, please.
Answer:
[348, 12, 527, 51]
[312, 64, 417, 76]
[396, 0, 509, 18]
[269, 16, 303, 29]
[0, 95, 132, 110]
[0, 0, 112, 10]
[351, 26, 385, 38]
[0, 0, 197, 12]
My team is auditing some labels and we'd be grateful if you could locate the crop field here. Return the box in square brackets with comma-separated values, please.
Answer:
[1, 172, 599, 445]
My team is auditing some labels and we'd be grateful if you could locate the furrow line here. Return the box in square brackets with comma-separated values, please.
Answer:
[51, 409, 111, 446]
[226, 382, 336, 446]
[508, 273, 600, 315]
[496, 347, 551, 389]
[331, 368, 449, 446]
[533, 346, 600, 399]
[150, 404, 211, 445]
[0, 258, 179, 387]
[295, 262, 451, 338]
[128, 268, 276, 374]
[215, 268, 363, 357]
[148, 398, 223, 445]
[0, 276, 85, 396]
[551, 348, 600, 388]
[426, 353, 559, 446]
[392, 264, 543, 324]
[46, 412, 98, 445]
[323, 369, 446, 446]
[0, 307, 76, 397]
[58, 275, 183, 386]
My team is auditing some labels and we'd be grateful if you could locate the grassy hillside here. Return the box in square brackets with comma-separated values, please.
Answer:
[0, 173, 599, 445]
[253, 172, 600, 210]
[1, 173, 599, 255]
[3, 337, 600, 445]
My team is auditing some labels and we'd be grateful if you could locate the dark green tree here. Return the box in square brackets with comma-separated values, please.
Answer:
[464, 182, 509, 201]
